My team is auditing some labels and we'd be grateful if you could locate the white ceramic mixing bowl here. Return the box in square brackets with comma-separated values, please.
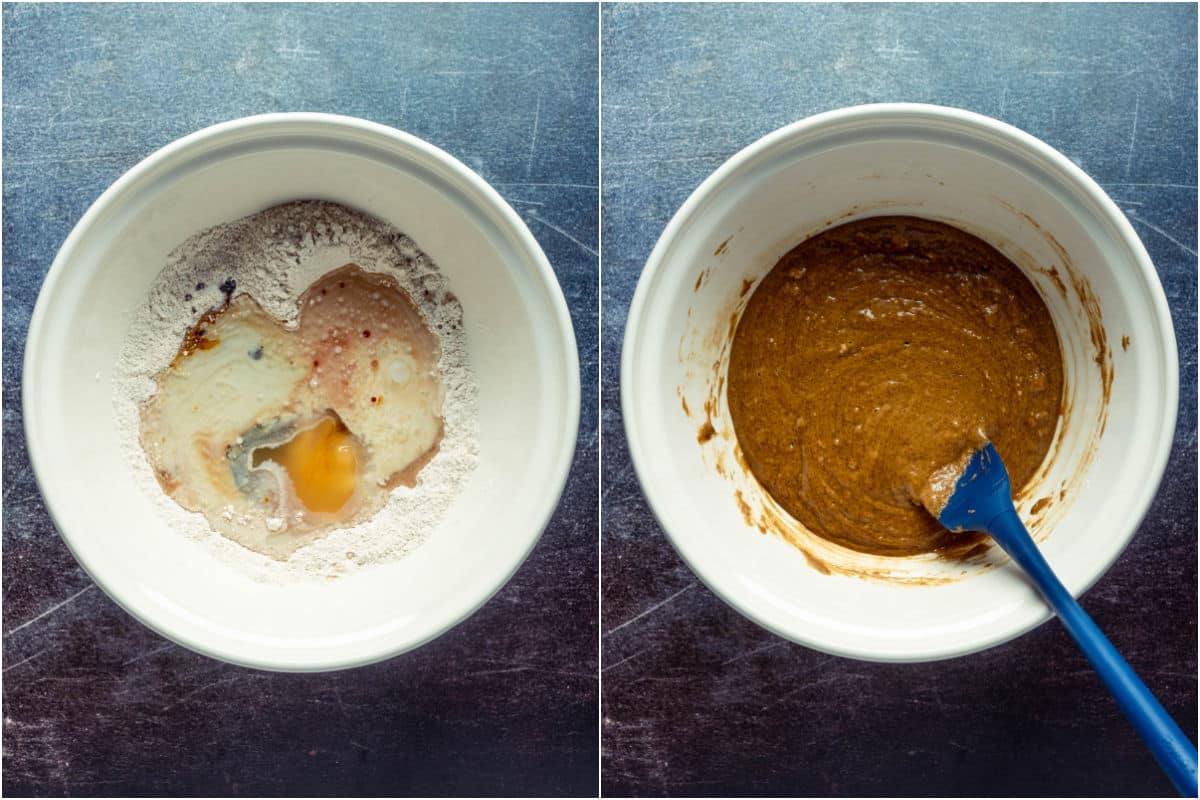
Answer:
[24, 113, 580, 671]
[622, 103, 1177, 662]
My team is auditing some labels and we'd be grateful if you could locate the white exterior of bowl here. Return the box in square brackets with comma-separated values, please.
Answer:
[24, 114, 580, 671]
[622, 104, 1178, 662]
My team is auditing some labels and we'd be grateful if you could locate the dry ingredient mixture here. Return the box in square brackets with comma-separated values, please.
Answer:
[727, 216, 1063, 557]
[114, 201, 478, 580]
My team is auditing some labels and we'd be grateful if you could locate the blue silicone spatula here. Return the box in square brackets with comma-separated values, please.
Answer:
[936, 442, 1197, 797]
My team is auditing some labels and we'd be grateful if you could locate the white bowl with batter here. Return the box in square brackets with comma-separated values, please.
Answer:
[622, 103, 1177, 662]
[24, 113, 580, 671]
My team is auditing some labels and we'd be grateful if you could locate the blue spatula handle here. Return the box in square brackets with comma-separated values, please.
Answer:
[989, 510, 1198, 797]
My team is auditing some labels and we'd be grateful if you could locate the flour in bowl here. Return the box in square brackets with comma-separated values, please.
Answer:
[113, 200, 479, 581]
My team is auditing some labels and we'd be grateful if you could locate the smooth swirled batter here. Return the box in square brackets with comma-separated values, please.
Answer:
[727, 216, 1064, 556]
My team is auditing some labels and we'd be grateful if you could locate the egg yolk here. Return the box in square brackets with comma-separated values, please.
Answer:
[253, 416, 359, 513]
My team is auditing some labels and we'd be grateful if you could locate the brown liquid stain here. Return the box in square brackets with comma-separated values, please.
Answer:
[155, 467, 181, 494]
[1038, 266, 1070, 301]
[1031, 496, 1052, 515]
[1122, 335, 1130, 352]
[170, 306, 227, 368]
[681, 395, 690, 416]
[734, 489, 762, 531]
[732, 442, 750, 473]
[714, 236, 732, 256]
[739, 278, 755, 298]
[697, 421, 716, 444]
[803, 550, 832, 575]
[694, 269, 710, 292]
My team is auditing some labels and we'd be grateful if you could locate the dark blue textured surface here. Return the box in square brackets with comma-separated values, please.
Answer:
[601, 4, 1197, 797]
[3, 4, 597, 796]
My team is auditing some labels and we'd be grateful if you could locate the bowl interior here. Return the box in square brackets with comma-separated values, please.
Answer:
[624, 108, 1176, 661]
[24, 117, 579, 670]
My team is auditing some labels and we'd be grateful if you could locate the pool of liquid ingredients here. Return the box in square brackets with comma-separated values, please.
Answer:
[140, 264, 445, 560]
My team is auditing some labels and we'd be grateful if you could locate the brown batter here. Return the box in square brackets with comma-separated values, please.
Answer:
[727, 216, 1064, 556]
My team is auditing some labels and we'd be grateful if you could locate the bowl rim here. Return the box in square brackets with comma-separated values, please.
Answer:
[620, 102, 1179, 663]
[23, 112, 581, 672]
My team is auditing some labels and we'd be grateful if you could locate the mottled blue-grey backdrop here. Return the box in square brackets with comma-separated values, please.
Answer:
[3, 4, 597, 796]
[601, 3, 1196, 797]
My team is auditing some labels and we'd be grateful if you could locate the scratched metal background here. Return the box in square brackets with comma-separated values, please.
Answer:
[2, 4, 597, 796]
[601, 3, 1197, 797]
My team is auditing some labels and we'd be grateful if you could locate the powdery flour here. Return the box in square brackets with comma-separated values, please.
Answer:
[113, 200, 479, 582]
